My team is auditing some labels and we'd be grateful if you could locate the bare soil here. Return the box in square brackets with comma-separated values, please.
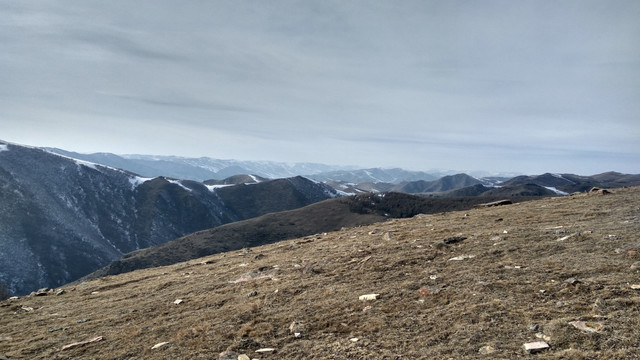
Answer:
[2, 187, 640, 359]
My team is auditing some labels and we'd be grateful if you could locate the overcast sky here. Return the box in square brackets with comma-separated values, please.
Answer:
[1, 1, 638, 175]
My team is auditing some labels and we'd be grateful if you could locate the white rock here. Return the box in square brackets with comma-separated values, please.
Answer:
[569, 321, 603, 333]
[151, 342, 169, 349]
[173, 299, 183, 305]
[630, 284, 640, 290]
[448, 255, 475, 261]
[523, 341, 549, 353]
[350, 337, 359, 342]
[238, 355, 250, 360]
[359, 294, 379, 301]
[255, 348, 275, 353]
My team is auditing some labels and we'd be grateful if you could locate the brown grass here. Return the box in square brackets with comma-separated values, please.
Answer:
[1, 187, 640, 359]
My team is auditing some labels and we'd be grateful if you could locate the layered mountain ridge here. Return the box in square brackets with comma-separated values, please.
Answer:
[0, 142, 339, 295]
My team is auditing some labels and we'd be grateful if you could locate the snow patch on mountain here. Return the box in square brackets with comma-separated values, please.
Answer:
[0, 144, 8, 152]
[544, 186, 569, 195]
[168, 179, 192, 192]
[205, 184, 233, 192]
[129, 176, 154, 189]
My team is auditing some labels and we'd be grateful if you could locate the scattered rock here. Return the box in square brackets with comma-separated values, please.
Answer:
[527, 324, 539, 332]
[565, 277, 581, 285]
[535, 333, 551, 342]
[630, 284, 640, 290]
[77, 318, 90, 323]
[359, 294, 379, 301]
[8, 296, 18, 301]
[55, 289, 65, 296]
[238, 355, 250, 360]
[589, 187, 611, 195]
[61, 336, 104, 351]
[173, 299, 183, 305]
[151, 342, 169, 349]
[48, 327, 63, 332]
[34, 288, 50, 296]
[350, 337, 359, 342]
[448, 254, 475, 261]
[289, 321, 304, 337]
[21, 306, 33, 312]
[247, 291, 258, 297]
[523, 341, 549, 353]
[443, 236, 466, 245]
[383, 232, 393, 241]
[607, 234, 620, 240]
[478, 345, 495, 354]
[255, 348, 276, 353]
[569, 321, 604, 333]
[630, 262, 640, 270]
[557, 233, 579, 241]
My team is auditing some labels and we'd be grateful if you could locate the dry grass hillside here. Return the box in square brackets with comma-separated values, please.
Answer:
[2, 187, 640, 359]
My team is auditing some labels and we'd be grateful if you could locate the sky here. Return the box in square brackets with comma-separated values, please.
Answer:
[1, 0, 639, 175]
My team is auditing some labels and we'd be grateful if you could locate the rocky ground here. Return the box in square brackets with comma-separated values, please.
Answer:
[1, 187, 639, 359]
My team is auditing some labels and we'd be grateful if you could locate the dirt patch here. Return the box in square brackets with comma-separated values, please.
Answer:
[1, 187, 640, 359]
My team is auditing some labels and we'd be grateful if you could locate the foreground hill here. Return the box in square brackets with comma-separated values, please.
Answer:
[83, 193, 542, 280]
[2, 187, 639, 359]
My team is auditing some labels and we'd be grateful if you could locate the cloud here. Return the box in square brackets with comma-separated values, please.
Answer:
[0, 0, 638, 174]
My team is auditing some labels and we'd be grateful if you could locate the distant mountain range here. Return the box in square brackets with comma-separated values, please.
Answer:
[2, 140, 639, 296]
[44, 148, 463, 183]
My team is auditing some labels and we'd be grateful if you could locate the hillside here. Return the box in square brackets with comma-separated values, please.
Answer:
[2, 187, 639, 359]
[0, 142, 339, 295]
[83, 193, 543, 280]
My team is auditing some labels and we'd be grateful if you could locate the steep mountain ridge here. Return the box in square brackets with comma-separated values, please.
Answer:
[0, 142, 339, 295]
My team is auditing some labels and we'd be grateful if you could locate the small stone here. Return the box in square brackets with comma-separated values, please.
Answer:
[565, 277, 581, 285]
[21, 306, 33, 312]
[77, 318, 89, 323]
[448, 254, 475, 261]
[569, 321, 603, 333]
[173, 299, 183, 305]
[238, 355, 250, 360]
[359, 294, 379, 301]
[8, 296, 18, 300]
[55, 289, 65, 296]
[443, 236, 466, 245]
[630, 284, 640, 290]
[557, 233, 579, 242]
[523, 341, 549, 353]
[535, 333, 551, 342]
[527, 324, 539, 331]
[151, 342, 169, 350]
[289, 321, 304, 335]
[350, 337, 359, 342]
[35, 288, 50, 296]
[48, 327, 63, 333]
[247, 291, 258, 297]
[630, 262, 640, 270]
[478, 345, 495, 354]
[255, 348, 275, 353]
